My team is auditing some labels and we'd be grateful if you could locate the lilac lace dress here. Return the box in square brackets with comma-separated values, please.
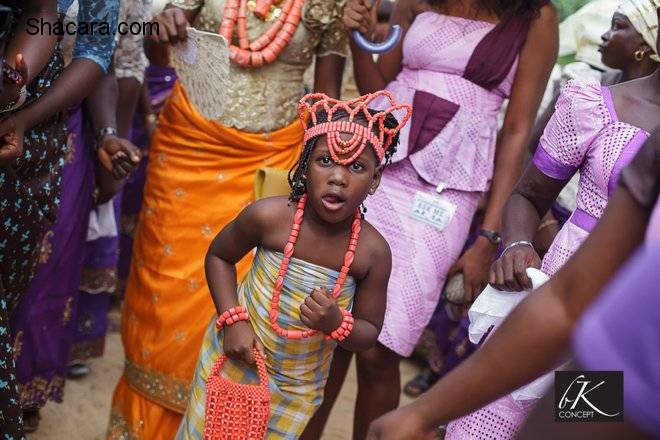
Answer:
[446, 79, 649, 439]
[365, 11, 531, 357]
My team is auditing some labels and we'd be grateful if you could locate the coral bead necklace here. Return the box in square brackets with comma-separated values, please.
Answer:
[219, 0, 305, 67]
[270, 194, 361, 339]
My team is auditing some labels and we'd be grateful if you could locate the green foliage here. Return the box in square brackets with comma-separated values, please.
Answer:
[552, 0, 592, 21]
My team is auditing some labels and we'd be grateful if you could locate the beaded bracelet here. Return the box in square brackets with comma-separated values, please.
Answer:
[215, 306, 249, 331]
[324, 309, 354, 342]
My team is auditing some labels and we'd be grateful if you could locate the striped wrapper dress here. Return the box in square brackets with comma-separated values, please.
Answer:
[176, 247, 356, 439]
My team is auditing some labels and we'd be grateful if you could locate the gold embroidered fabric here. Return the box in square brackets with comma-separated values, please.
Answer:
[124, 358, 191, 413]
[79, 267, 118, 294]
[107, 407, 141, 440]
[167, 0, 348, 132]
[70, 338, 106, 362]
[18, 375, 65, 408]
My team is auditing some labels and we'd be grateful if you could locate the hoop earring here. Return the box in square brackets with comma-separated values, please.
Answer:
[634, 49, 645, 61]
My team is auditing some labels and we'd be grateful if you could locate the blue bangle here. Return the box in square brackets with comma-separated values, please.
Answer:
[351, 25, 402, 54]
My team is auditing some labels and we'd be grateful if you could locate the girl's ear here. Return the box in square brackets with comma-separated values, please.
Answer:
[369, 166, 383, 195]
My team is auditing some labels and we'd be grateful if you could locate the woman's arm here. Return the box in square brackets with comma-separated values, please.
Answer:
[451, 4, 558, 300]
[490, 165, 568, 290]
[518, 360, 650, 440]
[314, 54, 345, 98]
[481, 4, 558, 235]
[85, 71, 141, 202]
[367, 185, 650, 440]
[343, 0, 415, 94]
[366, 127, 660, 440]
[2, 0, 59, 88]
[526, 91, 559, 156]
[0, 58, 105, 166]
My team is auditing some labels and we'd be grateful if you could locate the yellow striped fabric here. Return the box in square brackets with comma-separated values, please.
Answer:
[176, 247, 356, 439]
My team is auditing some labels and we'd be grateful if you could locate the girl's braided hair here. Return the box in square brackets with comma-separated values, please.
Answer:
[287, 107, 402, 202]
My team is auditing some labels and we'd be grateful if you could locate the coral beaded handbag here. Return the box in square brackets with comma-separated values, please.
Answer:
[204, 348, 271, 439]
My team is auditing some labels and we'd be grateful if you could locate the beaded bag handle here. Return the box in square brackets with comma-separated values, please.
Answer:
[204, 348, 271, 440]
[210, 348, 270, 389]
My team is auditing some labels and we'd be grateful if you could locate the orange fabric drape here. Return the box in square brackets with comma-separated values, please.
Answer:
[107, 81, 302, 440]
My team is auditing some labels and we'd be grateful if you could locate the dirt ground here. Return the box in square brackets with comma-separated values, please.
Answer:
[28, 316, 420, 440]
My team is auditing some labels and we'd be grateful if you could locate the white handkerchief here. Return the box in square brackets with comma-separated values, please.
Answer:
[468, 268, 552, 401]
[87, 201, 117, 241]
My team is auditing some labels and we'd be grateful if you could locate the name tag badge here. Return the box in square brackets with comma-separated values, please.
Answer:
[410, 191, 456, 231]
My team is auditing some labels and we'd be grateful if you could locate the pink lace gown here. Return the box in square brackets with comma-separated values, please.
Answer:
[365, 12, 523, 358]
[446, 79, 649, 439]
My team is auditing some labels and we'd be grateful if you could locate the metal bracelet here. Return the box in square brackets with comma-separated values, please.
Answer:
[97, 127, 117, 141]
[0, 85, 27, 114]
[502, 240, 534, 255]
[95, 127, 118, 150]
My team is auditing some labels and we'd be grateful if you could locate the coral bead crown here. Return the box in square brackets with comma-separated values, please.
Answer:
[298, 91, 412, 165]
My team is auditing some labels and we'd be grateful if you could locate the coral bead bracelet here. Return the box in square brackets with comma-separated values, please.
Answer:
[215, 306, 249, 330]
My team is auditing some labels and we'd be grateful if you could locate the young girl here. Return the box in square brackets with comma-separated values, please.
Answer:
[176, 92, 411, 439]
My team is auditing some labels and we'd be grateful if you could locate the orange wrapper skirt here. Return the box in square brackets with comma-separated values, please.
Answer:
[107, 81, 303, 440]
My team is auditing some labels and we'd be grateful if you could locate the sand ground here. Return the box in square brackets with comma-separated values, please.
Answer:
[28, 312, 420, 440]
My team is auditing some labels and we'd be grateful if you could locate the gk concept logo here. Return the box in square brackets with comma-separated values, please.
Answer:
[554, 371, 623, 422]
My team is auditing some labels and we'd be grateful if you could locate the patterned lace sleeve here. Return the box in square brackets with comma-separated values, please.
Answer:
[532, 79, 606, 180]
[314, 0, 349, 58]
[113, 0, 151, 83]
[619, 126, 660, 210]
[72, 0, 120, 72]
[168, 0, 204, 10]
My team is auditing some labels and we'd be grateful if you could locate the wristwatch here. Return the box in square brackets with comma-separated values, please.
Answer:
[97, 127, 117, 142]
[478, 229, 502, 246]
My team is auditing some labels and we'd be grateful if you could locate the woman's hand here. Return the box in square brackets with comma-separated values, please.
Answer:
[343, 0, 378, 36]
[151, 7, 189, 45]
[0, 113, 26, 167]
[223, 320, 266, 364]
[300, 287, 343, 334]
[489, 242, 541, 291]
[367, 405, 436, 440]
[448, 237, 496, 304]
[97, 135, 141, 180]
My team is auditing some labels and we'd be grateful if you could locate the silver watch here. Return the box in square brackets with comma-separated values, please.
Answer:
[97, 127, 117, 143]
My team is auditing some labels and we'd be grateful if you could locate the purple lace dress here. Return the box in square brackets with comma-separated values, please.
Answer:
[365, 10, 536, 357]
[446, 79, 649, 439]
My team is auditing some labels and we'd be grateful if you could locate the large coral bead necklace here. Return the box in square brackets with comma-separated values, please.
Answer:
[270, 194, 361, 339]
[219, 0, 305, 67]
